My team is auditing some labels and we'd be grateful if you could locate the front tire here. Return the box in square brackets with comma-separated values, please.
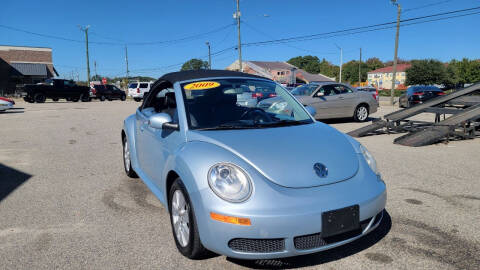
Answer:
[100, 95, 106, 102]
[120, 95, 126, 101]
[34, 93, 46, 103]
[169, 179, 207, 259]
[122, 135, 138, 178]
[354, 104, 369, 122]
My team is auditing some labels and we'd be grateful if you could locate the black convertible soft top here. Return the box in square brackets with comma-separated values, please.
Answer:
[157, 69, 269, 85]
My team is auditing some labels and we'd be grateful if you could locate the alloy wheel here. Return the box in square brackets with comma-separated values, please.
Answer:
[123, 139, 130, 172]
[171, 190, 190, 247]
[357, 106, 368, 121]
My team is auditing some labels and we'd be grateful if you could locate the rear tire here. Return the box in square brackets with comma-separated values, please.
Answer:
[353, 104, 369, 122]
[122, 135, 138, 178]
[34, 93, 46, 103]
[81, 94, 90, 102]
[134, 98, 141, 102]
[52, 98, 59, 102]
[169, 179, 208, 259]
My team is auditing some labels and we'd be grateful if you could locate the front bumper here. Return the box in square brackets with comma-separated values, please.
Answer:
[190, 158, 387, 259]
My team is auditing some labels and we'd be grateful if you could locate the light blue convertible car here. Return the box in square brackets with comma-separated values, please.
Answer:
[121, 70, 386, 259]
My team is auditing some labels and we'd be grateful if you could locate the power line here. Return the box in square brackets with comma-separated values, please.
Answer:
[403, 0, 453, 13]
[241, 20, 338, 55]
[0, 23, 234, 47]
[241, 6, 480, 47]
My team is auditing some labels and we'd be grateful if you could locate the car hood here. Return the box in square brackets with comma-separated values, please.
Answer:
[293, 95, 313, 105]
[188, 122, 359, 188]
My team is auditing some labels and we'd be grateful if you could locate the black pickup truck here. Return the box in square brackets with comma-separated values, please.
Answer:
[23, 79, 91, 103]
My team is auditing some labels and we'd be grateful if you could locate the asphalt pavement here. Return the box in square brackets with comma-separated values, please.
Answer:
[0, 100, 479, 269]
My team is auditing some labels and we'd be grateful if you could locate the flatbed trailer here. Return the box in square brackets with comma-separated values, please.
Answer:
[348, 83, 480, 146]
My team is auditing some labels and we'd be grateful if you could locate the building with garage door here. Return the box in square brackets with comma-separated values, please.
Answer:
[0, 45, 58, 95]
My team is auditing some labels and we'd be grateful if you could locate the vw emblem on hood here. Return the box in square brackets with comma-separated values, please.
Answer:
[314, 163, 328, 178]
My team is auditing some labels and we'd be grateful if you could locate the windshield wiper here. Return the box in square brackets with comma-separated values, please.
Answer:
[196, 123, 258, 131]
[255, 119, 311, 128]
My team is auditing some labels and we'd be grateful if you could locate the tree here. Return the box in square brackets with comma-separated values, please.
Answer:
[341, 60, 370, 84]
[365, 57, 384, 71]
[181, 59, 209, 71]
[405, 59, 446, 86]
[287, 55, 320, 74]
[451, 58, 480, 86]
[384, 58, 410, 67]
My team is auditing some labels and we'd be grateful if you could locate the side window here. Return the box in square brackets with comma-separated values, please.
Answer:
[336, 85, 353, 94]
[316, 85, 336, 96]
[139, 83, 148, 89]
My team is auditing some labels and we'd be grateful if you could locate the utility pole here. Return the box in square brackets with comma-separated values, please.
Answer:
[359, 47, 362, 86]
[79, 25, 91, 86]
[94, 60, 97, 79]
[206, 42, 211, 69]
[234, 0, 242, 72]
[125, 45, 129, 84]
[390, 0, 401, 105]
[335, 44, 343, 83]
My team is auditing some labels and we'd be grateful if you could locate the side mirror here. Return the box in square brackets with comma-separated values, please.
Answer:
[148, 113, 179, 130]
[305, 106, 316, 116]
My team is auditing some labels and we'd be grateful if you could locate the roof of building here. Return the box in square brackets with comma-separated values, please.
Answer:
[368, 63, 411, 74]
[0, 45, 52, 51]
[158, 69, 270, 84]
[11, 63, 48, 76]
[296, 69, 334, 82]
[248, 61, 295, 70]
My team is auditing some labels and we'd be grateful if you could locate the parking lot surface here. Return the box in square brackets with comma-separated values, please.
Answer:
[1, 101, 479, 269]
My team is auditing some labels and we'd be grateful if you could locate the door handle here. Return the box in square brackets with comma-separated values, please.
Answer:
[339, 97, 345, 100]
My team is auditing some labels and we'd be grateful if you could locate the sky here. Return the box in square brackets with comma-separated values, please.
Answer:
[1, 0, 479, 80]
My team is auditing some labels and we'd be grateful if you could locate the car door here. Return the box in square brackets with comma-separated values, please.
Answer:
[105, 85, 114, 98]
[334, 85, 357, 117]
[309, 85, 343, 118]
[135, 87, 183, 188]
[139, 83, 149, 97]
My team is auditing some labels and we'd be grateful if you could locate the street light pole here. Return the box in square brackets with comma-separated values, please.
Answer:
[335, 44, 343, 83]
[235, 0, 243, 72]
[206, 42, 211, 69]
[390, 0, 401, 105]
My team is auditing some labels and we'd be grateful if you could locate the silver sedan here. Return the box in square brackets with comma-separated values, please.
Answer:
[259, 82, 378, 122]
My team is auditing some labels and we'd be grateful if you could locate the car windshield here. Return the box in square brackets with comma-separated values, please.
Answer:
[291, 84, 319, 96]
[129, 83, 138, 88]
[181, 78, 313, 130]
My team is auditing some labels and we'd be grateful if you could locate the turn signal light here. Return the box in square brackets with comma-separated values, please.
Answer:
[210, 212, 251, 226]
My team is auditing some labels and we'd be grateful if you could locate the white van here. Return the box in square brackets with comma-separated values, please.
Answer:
[128, 81, 153, 102]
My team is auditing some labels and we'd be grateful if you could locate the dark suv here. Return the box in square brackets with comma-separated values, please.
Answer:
[24, 79, 91, 103]
[90, 84, 126, 101]
[399, 85, 445, 108]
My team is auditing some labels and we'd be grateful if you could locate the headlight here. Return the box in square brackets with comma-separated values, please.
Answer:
[359, 144, 379, 175]
[271, 101, 287, 111]
[208, 163, 252, 203]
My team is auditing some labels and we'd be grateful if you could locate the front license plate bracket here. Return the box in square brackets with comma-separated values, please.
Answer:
[322, 205, 359, 238]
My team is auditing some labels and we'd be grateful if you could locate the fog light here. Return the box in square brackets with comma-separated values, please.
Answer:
[210, 212, 251, 226]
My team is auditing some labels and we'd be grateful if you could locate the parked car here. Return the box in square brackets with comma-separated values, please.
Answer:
[90, 84, 126, 101]
[121, 70, 386, 260]
[259, 82, 378, 122]
[128, 81, 153, 102]
[23, 79, 91, 103]
[399, 85, 445, 108]
[357, 87, 379, 104]
[0, 97, 14, 111]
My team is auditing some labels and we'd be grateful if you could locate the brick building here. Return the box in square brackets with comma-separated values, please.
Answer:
[226, 60, 334, 84]
[0, 45, 58, 95]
